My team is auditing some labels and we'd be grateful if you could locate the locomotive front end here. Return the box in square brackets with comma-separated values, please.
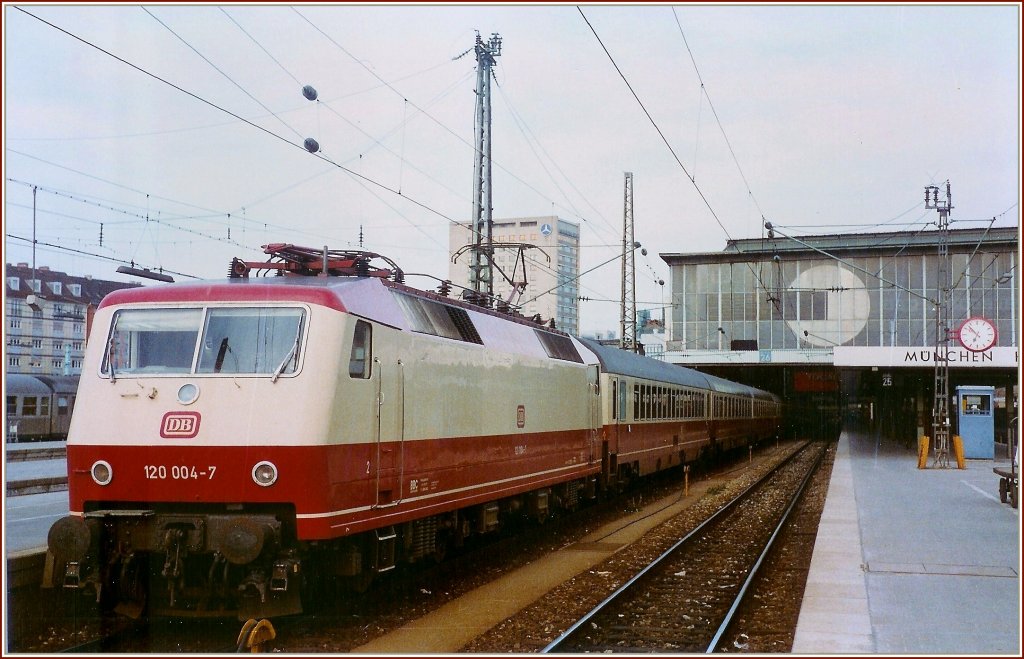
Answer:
[44, 287, 341, 620]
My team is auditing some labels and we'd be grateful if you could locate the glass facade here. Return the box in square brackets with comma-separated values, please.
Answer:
[667, 232, 1017, 353]
[555, 220, 580, 334]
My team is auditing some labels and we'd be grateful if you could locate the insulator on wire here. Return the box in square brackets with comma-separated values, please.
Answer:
[303, 138, 320, 153]
[302, 85, 318, 101]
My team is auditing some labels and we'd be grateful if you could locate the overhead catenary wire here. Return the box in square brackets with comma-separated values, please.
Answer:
[293, 8, 619, 243]
[220, 7, 303, 88]
[4, 158, 370, 250]
[142, 6, 305, 142]
[13, 7, 468, 231]
[671, 7, 767, 222]
[14, 5, 605, 292]
[494, 83, 620, 243]
[7, 178, 256, 251]
[11, 6, 646, 316]
[578, 6, 776, 310]
[7, 234, 200, 280]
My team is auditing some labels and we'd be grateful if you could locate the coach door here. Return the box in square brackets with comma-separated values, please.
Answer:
[587, 365, 600, 464]
[373, 358, 405, 507]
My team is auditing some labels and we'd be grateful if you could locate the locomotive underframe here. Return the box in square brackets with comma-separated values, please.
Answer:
[45, 477, 598, 620]
[44, 503, 303, 619]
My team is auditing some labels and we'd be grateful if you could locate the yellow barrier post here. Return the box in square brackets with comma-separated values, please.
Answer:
[918, 436, 930, 469]
[952, 435, 966, 469]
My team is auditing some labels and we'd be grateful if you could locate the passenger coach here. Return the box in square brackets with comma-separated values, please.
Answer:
[579, 339, 782, 489]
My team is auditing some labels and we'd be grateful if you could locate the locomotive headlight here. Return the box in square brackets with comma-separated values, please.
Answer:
[252, 461, 278, 487]
[177, 383, 200, 405]
[91, 460, 113, 486]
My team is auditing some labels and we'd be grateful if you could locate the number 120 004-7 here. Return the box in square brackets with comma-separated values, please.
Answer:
[144, 465, 217, 480]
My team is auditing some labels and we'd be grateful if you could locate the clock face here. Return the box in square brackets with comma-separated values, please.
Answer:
[958, 317, 997, 352]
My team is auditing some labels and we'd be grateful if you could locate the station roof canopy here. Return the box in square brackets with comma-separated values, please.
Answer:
[661, 226, 1018, 265]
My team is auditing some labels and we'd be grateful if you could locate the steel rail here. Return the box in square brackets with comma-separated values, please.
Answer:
[541, 440, 813, 653]
[705, 443, 827, 652]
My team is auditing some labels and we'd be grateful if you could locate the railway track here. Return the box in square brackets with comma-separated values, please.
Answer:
[542, 440, 825, 653]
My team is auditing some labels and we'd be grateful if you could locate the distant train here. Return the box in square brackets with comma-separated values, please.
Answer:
[5, 373, 79, 442]
[44, 245, 781, 621]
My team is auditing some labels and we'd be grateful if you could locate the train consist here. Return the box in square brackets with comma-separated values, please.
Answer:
[6, 373, 79, 441]
[44, 245, 781, 620]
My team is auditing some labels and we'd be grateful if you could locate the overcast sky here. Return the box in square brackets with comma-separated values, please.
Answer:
[3, 3, 1020, 335]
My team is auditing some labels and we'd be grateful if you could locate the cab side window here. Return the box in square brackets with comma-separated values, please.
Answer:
[349, 320, 372, 379]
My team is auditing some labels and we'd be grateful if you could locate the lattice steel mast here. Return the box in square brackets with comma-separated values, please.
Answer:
[469, 32, 502, 295]
[926, 181, 953, 468]
[620, 172, 637, 352]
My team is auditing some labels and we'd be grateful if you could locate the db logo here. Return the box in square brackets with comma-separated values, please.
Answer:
[160, 411, 201, 438]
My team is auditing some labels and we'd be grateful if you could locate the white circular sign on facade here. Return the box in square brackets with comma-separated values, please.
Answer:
[540, 223, 552, 236]
[786, 265, 870, 347]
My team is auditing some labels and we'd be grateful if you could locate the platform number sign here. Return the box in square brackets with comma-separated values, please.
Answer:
[882, 373, 893, 387]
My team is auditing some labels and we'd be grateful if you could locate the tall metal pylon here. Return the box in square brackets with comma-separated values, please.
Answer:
[620, 172, 637, 352]
[469, 32, 502, 295]
[925, 181, 953, 468]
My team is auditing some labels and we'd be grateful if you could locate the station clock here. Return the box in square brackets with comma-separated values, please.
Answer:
[956, 316, 997, 352]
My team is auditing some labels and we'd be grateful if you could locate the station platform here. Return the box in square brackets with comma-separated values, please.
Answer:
[793, 428, 1021, 654]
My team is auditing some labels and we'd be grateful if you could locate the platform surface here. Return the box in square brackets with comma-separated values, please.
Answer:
[793, 427, 1021, 654]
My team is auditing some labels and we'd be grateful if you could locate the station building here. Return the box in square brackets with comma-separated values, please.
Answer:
[661, 227, 1019, 450]
[5, 262, 139, 376]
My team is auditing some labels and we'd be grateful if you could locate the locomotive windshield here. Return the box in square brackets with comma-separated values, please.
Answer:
[102, 307, 305, 378]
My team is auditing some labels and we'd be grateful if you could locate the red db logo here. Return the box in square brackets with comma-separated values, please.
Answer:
[160, 412, 201, 438]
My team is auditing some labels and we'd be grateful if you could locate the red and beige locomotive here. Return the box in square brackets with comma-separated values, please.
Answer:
[44, 245, 781, 619]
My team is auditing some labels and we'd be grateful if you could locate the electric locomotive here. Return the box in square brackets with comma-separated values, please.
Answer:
[44, 245, 780, 620]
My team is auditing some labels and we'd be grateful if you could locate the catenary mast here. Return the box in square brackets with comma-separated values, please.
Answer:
[620, 172, 637, 352]
[470, 32, 502, 296]
[925, 181, 953, 468]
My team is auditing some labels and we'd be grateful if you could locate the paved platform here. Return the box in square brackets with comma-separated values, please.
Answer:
[793, 427, 1021, 654]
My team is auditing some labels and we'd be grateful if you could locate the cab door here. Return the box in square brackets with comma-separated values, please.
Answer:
[374, 357, 405, 507]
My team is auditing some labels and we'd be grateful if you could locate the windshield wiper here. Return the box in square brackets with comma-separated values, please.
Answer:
[271, 324, 303, 383]
[214, 337, 230, 374]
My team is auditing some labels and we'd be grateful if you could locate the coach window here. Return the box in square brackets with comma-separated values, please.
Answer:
[349, 320, 372, 379]
[6, 396, 16, 415]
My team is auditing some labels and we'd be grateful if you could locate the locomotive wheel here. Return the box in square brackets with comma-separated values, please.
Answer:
[431, 532, 449, 564]
[342, 571, 375, 594]
[112, 555, 147, 619]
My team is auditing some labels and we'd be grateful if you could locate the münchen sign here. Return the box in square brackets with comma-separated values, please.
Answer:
[833, 346, 1018, 368]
